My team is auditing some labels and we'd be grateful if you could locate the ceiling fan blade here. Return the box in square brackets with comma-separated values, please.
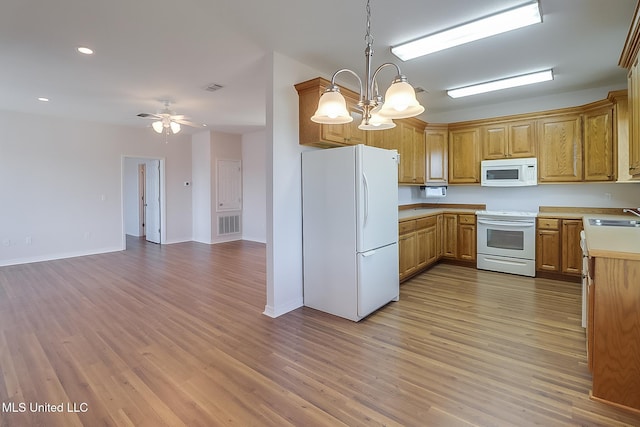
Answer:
[170, 115, 185, 120]
[173, 118, 201, 127]
[137, 113, 161, 119]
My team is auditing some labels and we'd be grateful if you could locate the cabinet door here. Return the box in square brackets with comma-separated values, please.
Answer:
[321, 122, 349, 145]
[583, 107, 614, 181]
[536, 229, 561, 271]
[413, 127, 426, 184]
[425, 127, 448, 183]
[509, 121, 536, 158]
[399, 124, 425, 184]
[443, 214, 458, 258]
[449, 128, 480, 183]
[561, 219, 583, 275]
[630, 60, 640, 176]
[436, 214, 444, 258]
[399, 232, 417, 281]
[538, 116, 583, 182]
[457, 224, 476, 261]
[416, 227, 429, 270]
[482, 125, 508, 159]
[346, 105, 368, 145]
[424, 223, 438, 265]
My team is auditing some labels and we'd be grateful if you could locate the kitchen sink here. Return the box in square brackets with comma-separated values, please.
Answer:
[588, 218, 640, 227]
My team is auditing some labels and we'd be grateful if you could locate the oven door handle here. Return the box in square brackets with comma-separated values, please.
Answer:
[477, 219, 535, 227]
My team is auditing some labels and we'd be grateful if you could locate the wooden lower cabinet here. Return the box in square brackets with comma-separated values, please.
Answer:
[536, 217, 583, 277]
[399, 215, 442, 282]
[457, 214, 476, 262]
[399, 220, 417, 281]
[443, 214, 458, 258]
[589, 256, 640, 412]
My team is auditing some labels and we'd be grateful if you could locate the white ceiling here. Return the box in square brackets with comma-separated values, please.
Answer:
[0, 0, 636, 134]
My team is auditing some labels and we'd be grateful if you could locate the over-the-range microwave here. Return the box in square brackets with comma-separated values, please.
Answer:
[481, 157, 537, 187]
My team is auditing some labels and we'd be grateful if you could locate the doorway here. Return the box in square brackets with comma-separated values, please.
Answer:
[122, 156, 166, 248]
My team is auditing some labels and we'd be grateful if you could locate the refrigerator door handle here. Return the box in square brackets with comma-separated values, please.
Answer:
[362, 172, 369, 227]
[361, 249, 377, 257]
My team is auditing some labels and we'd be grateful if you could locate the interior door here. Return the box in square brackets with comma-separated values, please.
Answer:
[145, 159, 161, 244]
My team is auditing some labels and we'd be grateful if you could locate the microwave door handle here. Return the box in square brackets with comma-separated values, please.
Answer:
[477, 219, 535, 227]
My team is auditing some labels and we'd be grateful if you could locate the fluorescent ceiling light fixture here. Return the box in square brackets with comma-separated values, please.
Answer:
[37, 97, 49, 102]
[391, 1, 542, 61]
[447, 69, 553, 98]
[77, 46, 94, 55]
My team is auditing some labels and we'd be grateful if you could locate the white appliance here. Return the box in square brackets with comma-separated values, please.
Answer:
[302, 144, 399, 321]
[481, 158, 537, 187]
[476, 210, 537, 277]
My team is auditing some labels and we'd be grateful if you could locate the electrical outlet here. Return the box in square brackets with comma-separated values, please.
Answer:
[26, 236, 32, 245]
[605, 192, 612, 200]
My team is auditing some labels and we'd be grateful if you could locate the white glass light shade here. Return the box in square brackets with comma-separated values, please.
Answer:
[170, 121, 181, 134]
[358, 111, 396, 130]
[152, 121, 164, 133]
[311, 90, 352, 124]
[378, 81, 425, 119]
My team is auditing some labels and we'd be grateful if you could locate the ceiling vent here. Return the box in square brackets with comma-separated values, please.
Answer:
[205, 83, 224, 92]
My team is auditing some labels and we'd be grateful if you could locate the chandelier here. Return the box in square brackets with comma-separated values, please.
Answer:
[311, 0, 424, 130]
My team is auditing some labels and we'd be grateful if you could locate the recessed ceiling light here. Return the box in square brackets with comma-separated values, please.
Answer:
[38, 97, 49, 102]
[391, 1, 542, 61]
[77, 46, 94, 55]
[447, 69, 553, 98]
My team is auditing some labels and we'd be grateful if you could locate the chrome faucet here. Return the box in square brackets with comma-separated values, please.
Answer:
[623, 208, 640, 218]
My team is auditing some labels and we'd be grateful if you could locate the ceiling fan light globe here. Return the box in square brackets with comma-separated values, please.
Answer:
[170, 121, 181, 134]
[379, 80, 425, 119]
[151, 121, 164, 133]
[311, 91, 352, 124]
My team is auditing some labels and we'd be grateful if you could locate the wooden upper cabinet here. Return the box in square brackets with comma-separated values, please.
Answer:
[620, 5, 640, 177]
[367, 118, 426, 184]
[398, 119, 426, 185]
[583, 104, 615, 181]
[537, 115, 583, 182]
[425, 124, 448, 184]
[482, 120, 536, 160]
[625, 60, 640, 176]
[294, 77, 367, 148]
[449, 127, 481, 184]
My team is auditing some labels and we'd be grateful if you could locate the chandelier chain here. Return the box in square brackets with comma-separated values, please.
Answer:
[365, 0, 373, 44]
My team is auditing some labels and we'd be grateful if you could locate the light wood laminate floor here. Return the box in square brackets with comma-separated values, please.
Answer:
[1, 237, 639, 426]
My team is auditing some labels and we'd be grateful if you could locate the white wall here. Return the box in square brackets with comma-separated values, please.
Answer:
[264, 52, 318, 318]
[242, 130, 267, 243]
[192, 131, 212, 243]
[0, 109, 193, 266]
[124, 158, 141, 236]
[401, 182, 640, 211]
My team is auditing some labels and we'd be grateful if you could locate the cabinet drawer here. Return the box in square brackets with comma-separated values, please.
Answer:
[399, 220, 416, 234]
[416, 216, 437, 229]
[538, 218, 560, 230]
[459, 214, 476, 225]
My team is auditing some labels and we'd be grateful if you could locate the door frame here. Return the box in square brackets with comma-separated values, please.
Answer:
[121, 156, 166, 249]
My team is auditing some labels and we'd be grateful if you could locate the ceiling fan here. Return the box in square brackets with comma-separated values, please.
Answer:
[137, 101, 200, 136]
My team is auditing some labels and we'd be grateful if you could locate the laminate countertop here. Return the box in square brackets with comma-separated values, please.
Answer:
[398, 208, 478, 221]
[581, 214, 640, 261]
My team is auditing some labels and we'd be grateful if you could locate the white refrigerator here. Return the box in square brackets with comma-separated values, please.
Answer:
[302, 144, 399, 321]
